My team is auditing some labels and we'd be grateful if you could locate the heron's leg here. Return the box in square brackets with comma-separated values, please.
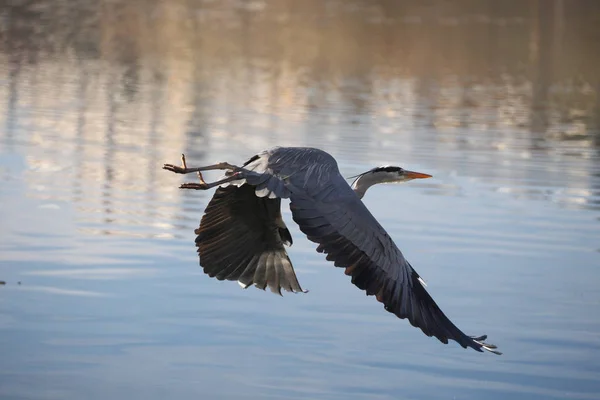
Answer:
[179, 173, 241, 190]
[163, 154, 238, 175]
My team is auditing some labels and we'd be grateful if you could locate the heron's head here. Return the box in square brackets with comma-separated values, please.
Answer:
[350, 166, 432, 199]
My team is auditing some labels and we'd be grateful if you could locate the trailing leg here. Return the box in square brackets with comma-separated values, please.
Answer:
[179, 173, 242, 190]
[163, 154, 238, 175]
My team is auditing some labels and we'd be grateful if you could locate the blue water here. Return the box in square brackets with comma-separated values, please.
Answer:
[1, 1, 600, 399]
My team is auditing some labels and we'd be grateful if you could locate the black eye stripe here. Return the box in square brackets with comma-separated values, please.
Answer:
[372, 166, 403, 173]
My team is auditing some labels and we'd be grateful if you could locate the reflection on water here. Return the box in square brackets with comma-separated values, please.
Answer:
[1, 1, 599, 399]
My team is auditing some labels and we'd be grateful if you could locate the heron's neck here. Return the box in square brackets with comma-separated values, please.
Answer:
[351, 173, 384, 199]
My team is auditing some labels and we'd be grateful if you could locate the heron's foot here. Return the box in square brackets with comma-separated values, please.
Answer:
[163, 154, 192, 174]
[163, 164, 188, 174]
[163, 154, 239, 175]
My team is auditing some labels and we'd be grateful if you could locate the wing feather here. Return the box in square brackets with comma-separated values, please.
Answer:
[195, 184, 305, 294]
[253, 254, 268, 290]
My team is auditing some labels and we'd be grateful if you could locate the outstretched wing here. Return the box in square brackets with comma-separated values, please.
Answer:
[195, 184, 305, 294]
[288, 176, 498, 353]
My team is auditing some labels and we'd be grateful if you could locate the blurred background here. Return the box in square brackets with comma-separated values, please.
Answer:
[0, 1, 599, 399]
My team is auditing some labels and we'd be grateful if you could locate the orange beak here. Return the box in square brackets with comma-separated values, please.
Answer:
[403, 170, 432, 180]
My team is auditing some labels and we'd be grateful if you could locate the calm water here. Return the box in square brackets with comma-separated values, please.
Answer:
[1, 1, 600, 399]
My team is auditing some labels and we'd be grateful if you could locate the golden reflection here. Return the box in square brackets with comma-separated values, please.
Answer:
[0, 0, 599, 236]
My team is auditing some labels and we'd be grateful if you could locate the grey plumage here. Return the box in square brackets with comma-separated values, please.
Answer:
[165, 146, 500, 355]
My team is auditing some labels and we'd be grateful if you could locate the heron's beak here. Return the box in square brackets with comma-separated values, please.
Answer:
[403, 170, 432, 180]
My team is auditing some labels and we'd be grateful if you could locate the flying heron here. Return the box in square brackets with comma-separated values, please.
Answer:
[163, 146, 500, 355]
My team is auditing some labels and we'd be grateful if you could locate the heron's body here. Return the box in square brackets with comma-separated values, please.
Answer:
[164, 146, 500, 355]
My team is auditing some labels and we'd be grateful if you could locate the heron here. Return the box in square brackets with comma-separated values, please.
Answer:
[163, 146, 500, 355]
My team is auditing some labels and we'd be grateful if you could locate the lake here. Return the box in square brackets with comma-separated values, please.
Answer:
[1, 1, 599, 399]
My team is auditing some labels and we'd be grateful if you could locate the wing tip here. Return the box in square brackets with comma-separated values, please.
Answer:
[238, 280, 251, 289]
[470, 335, 502, 355]
[237, 280, 308, 294]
